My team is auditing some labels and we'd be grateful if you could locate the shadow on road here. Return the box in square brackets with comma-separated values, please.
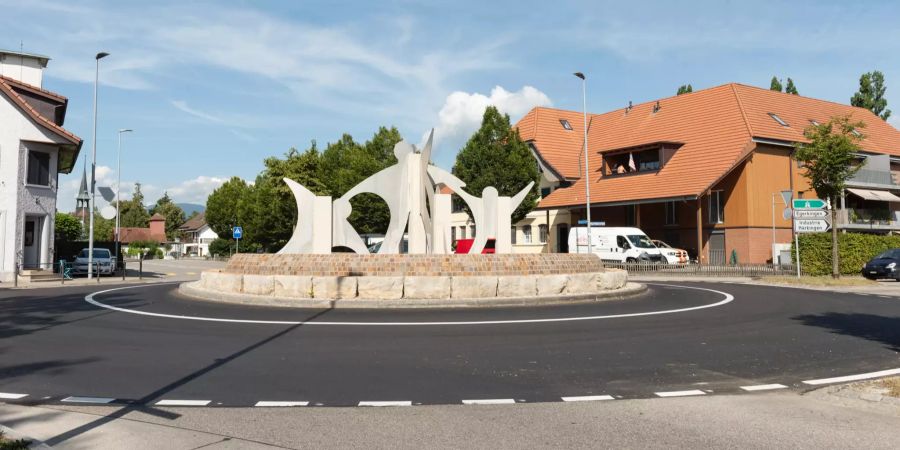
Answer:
[793, 312, 900, 352]
[43, 306, 335, 447]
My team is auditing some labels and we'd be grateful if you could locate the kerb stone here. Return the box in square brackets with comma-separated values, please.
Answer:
[403, 276, 451, 299]
[536, 274, 569, 296]
[202, 271, 241, 293]
[497, 276, 536, 297]
[273, 275, 313, 298]
[451, 276, 498, 298]
[357, 276, 404, 300]
[565, 272, 599, 294]
[242, 274, 274, 295]
[312, 276, 358, 299]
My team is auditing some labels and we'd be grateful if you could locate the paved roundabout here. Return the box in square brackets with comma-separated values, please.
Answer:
[0, 281, 898, 407]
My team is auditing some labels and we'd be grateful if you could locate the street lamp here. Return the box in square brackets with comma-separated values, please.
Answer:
[574, 72, 592, 253]
[115, 129, 133, 249]
[87, 51, 109, 279]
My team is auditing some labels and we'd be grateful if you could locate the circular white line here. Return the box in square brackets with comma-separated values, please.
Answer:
[84, 283, 734, 326]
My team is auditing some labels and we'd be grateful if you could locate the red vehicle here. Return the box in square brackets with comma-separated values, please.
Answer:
[454, 238, 496, 254]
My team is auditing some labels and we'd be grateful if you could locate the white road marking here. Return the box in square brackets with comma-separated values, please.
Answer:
[358, 401, 412, 407]
[561, 395, 615, 402]
[0, 393, 28, 399]
[254, 401, 309, 407]
[62, 396, 116, 404]
[84, 283, 734, 327]
[155, 399, 211, 406]
[655, 390, 706, 397]
[740, 384, 788, 392]
[462, 399, 516, 405]
[802, 368, 900, 385]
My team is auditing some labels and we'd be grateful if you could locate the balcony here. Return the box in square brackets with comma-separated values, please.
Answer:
[847, 168, 898, 188]
[837, 207, 900, 231]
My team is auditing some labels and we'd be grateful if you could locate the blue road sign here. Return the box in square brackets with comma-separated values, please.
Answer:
[232, 226, 243, 239]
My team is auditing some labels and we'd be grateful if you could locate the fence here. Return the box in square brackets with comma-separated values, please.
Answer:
[604, 261, 798, 277]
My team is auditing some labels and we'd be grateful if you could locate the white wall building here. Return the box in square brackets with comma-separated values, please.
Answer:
[0, 49, 82, 281]
[177, 212, 219, 257]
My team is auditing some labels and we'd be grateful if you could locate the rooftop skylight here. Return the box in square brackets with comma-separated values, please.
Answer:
[768, 113, 789, 127]
[559, 119, 573, 131]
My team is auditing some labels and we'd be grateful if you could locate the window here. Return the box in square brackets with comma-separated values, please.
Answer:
[809, 119, 820, 126]
[27, 151, 50, 186]
[539, 224, 548, 244]
[540, 187, 551, 198]
[451, 226, 456, 242]
[851, 128, 863, 137]
[708, 191, 725, 224]
[451, 196, 465, 213]
[559, 119, 573, 130]
[665, 201, 678, 225]
[510, 226, 517, 245]
[460, 226, 466, 240]
[470, 225, 476, 238]
[522, 225, 532, 243]
[625, 204, 636, 226]
[768, 113, 789, 127]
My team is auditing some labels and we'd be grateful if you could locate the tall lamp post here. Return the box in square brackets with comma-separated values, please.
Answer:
[87, 51, 109, 279]
[115, 129, 133, 256]
[574, 72, 592, 253]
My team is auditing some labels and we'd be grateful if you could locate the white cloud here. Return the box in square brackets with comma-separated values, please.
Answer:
[57, 169, 229, 212]
[171, 100, 225, 123]
[426, 85, 552, 158]
[163, 176, 229, 205]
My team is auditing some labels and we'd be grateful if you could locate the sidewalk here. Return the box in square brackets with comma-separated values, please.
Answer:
[631, 274, 900, 297]
[1, 260, 225, 290]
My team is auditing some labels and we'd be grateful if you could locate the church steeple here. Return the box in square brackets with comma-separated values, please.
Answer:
[75, 160, 90, 222]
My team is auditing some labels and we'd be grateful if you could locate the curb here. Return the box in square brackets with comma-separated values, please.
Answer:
[177, 281, 648, 309]
[0, 424, 51, 449]
[630, 276, 900, 297]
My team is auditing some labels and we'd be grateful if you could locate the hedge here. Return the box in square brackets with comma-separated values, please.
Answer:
[792, 232, 900, 276]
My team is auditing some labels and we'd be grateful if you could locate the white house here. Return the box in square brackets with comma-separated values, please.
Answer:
[177, 212, 218, 257]
[0, 49, 82, 281]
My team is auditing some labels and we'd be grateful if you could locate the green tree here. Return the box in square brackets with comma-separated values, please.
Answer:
[785, 78, 798, 95]
[676, 84, 693, 95]
[208, 237, 234, 257]
[452, 106, 540, 223]
[205, 177, 251, 239]
[851, 70, 891, 120]
[794, 116, 866, 278]
[91, 210, 115, 241]
[770, 76, 783, 92]
[149, 192, 186, 240]
[55, 212, 82, 241]
[119, 182, 150, 228]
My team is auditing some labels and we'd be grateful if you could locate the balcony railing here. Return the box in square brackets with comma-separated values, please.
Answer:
[838, 207, 900, 229]
[849, 168, 897, 186]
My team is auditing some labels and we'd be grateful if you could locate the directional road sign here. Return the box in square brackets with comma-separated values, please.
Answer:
[792, 198, 827, 210]
[232, 226, 243, 239]
[793, 210, 828, 219]
[794, 219, 830, 233]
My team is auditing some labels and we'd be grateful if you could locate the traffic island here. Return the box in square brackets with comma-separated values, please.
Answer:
[178, 254, 642, 308]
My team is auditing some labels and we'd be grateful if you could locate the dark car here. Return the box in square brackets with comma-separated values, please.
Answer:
[861, 249, 900, 281]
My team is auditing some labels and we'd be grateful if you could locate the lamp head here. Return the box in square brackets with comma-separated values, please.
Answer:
[574, 72, 585, 80]
[119, 129, 133, 133]
[96, 52, 110, 60]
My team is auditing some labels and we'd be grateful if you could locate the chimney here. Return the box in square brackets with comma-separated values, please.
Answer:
[0, 49, 49, 88]
[149, 214, 166, 241]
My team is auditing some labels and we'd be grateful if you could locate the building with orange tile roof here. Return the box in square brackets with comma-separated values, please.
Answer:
[0, 49, 83, 280]
[512, 83, 900, 264]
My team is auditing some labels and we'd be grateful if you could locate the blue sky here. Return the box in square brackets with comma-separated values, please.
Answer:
[3, 0, 899, 212]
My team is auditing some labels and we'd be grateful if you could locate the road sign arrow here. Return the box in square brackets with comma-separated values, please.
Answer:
[794, 219, 831, 233]
[792, 198, 827, 210]
[793, 210, 828, 219]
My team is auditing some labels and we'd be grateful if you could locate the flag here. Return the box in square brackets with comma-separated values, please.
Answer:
[628, 152, 636, 171]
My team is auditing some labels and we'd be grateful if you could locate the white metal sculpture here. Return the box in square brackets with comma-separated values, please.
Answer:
[279, 129, 533, 254]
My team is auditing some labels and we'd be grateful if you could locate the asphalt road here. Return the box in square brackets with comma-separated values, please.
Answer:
[1, 281, 898, 407]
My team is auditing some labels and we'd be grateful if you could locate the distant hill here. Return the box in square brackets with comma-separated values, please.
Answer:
[178, 203, 206, 217]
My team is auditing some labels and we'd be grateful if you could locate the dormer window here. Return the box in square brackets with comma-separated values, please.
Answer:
[559, 119, 573, 131]
[601, 143, 681, 176]
[851, 128, 863, 137]
[768, 113, 789, 127]
[809, 119, 820, 126]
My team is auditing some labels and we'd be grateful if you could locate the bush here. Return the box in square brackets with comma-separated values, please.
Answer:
[793, 232, 900, 275]
[208, 238, 234, 257]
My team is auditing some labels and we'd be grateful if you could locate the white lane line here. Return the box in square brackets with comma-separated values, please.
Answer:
[655, 390, 706, 398]
[462, 399, 516, 405]
[358, 401, 412, 407]
[740, 384, 788, 392]
[802, 368, 900, 385]
[561, 395, 615, 402]
[155, 399, 211, 406]
[61, 396, 116, 404]
[84, 283, 734, 326]
[0, 393, 28, 399]
[254, 401, 309, 407]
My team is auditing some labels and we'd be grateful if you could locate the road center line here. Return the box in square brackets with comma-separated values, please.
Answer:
[655, 390, 706, 397]
[358, 401, 412, 407]
[155, 399, 211, 406]
[561, 395, 615, 402]
[84, 283, 735, 326]
[462, 399, 516, 405]
[740, 384, 788, 392]
[0, 393, 28, 399]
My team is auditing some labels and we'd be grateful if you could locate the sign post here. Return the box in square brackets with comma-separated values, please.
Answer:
[792, 199, 830, 278]
[232, 226, 243, 255]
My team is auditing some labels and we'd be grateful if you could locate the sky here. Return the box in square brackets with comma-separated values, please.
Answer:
[3, 0, 900, 212]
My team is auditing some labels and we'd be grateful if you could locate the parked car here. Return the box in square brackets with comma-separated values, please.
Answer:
[567, 226, 664, 263]
[73, 248, 117, 275]
[651, 240, 689, 265]
[861, 249, 900, 281]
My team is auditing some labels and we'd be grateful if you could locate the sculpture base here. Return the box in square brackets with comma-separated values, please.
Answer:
[179, 253, 635, 308]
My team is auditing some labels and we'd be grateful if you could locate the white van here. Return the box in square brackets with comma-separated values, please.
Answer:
[567, 227, 665, 263]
